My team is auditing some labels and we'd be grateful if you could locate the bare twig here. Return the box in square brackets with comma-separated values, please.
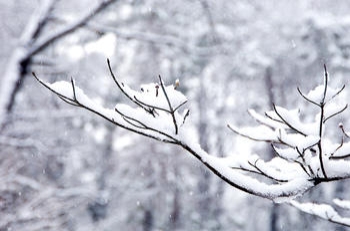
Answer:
[272, 104, 307, 136]
[296, 147, 315, 176]
[247, 160, 289, 183]
[227, 124, 276, 143]
[324, 104, 348, 123]
[339, 123, 350, 139]
[158, 75, 178, 134]
[317, 64, 329, 178]
[327, 85, 346, 103]
[182, 109, 190, 125]
[133, 95, 169, 113]
[265, 111, 284, 124]
[330, 153, 350, 160]
[107, 59, 154, 115]
[114, 108, 148, 130]
[32, 72, 177, 144]
[297, 87, 320, 106]
[322, 64, 329, 105]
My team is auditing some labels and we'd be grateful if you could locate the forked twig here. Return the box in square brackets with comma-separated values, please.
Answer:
[247, 160, 289, 183]
[158, 75, 178, 134]
[32, 72, 178, 144]
[107, 59, 154, 115]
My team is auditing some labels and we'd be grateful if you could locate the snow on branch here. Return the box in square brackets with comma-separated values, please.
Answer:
[290, 200, 350, 227]
[228, 65, 350, 182]
[33, 62, 350, 216]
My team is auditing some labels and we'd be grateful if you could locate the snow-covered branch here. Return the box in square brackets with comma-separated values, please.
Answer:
[290, 200, 350, 227]
[32, 60, 350, 204]
[33, 60, 350, 227]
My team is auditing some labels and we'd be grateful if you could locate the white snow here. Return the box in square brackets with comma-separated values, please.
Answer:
[291, 200, 350, 226]
[333, 141, 350, 158]
[324, 101, 347, 120]
[228, 124, 278, 142]
[278, 128, 319, 150]
[306, 84, 344, 104]
[35, 67, 350, 205]
[211, 155, 313, 201]
[248, 109, 288, 129]
[130, 82, 187, 111]
[49, 81, 115, 120]
[334, 199, 350, 210]
[178, 129, 314, 200]
[306, 85, 326, 103]
[324, 159, 350, 179]
[272, 146, 299, 161]
[274, 106, 319, 136]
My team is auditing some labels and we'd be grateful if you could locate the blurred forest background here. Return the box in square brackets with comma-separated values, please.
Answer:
[1, 0, 350, 230]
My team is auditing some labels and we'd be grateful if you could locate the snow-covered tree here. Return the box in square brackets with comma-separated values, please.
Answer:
[33, 60, 350, 227]
[4, 0, 350, 230]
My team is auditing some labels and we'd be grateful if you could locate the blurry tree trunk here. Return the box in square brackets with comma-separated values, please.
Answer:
[195, 2, 221, 228]
[264, 66, 280, 231]
[168, 62, 181, 230]
[97, 124, 114, 190]
[0, 0, 116, 131]
[197, 71, 213, 226]
[212, 131, 225, 230]
[0, 0, 55, 130]
[169, 163, 180, 230]
[334, 182, 346, 231]
[88, 124, 114, 223]
[143, 209, 153, 231]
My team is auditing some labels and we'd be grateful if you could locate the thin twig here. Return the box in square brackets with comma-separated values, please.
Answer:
[227, 124, 276, 143]
[296, 147, 315, 176]
[133, 95, 170, 113]
[115, 107, 178, 143]
[248, 160, 289, 183]
[330, 153, 350, 160]
[265, 111, 284, 124]
[182, 109, 190, 125]
[115, 108, 147, 129]
[322, 64, 329, 105]
[158, 75, 178, 134]
[339, 123, 350, 139]
[273, 104, 307, 136]
[248, 110, 286, 130]
[32, 72, 178, 144]
[173, 100, 188, 111]
[107, 59, 153, 114]
[327, 85, 346, 103]
[297, 87, 320, 106]
[70, 77, 77, 101]
[324, 104, 348, 123]
[58, 96, 79, 107]
[317, 64, 328, 178]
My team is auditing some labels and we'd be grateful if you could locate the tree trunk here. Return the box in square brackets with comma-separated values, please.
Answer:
[264, 66, 280, 231]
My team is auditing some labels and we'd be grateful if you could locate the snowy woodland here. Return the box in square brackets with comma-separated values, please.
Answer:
[2, 0, 350, 230]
